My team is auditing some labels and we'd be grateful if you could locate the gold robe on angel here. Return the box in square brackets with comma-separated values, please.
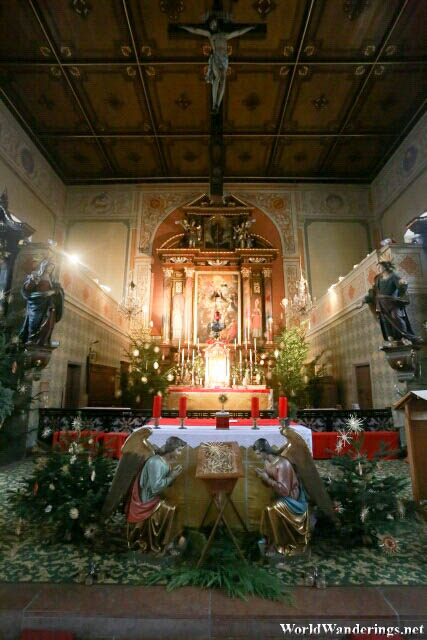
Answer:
[126, 455, 177, 553]
[260, 456, 310, 555]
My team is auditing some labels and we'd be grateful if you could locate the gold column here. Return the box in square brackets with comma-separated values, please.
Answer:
[162, 267, 173, 344]
[263, 267, 273, 343]
[184, 266, 195, 348]
[241, 266, 252, 344]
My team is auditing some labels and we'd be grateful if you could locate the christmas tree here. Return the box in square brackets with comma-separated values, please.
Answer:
[120, 326, 174, 409]
[320, 415, 413, 550]
[8, 420, 116, 543]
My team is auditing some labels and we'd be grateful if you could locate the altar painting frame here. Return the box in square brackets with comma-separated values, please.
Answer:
[194, 271, 241, 345]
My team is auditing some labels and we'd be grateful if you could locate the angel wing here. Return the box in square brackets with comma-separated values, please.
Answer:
[278, 425, 339, 525]
[101, 427, 156, 518]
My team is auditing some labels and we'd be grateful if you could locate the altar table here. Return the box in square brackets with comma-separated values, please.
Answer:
[166, 386, 273, 411]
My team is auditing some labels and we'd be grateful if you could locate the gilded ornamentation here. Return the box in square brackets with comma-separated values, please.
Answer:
[126, 66, 137, 77]
[69, 67, 80, 78]
[355, 66, 366, 76]
[312, 93, 329, 111]
[374, 65, 385, 76]
[262, 268, 272, 279]
[121, 45, 132, 57]
[50, 66, 62, 78]
[363, 44, 376, 57]
[283, 45, 294, 57]
[280, 66, 290, 76]
[184, 267, 195, 279]
[163, 267, 174, 279]
[40, 46, 51, 57]
[252, 0, 276, 19]
[170, 256, 188, 264]
[304, 45, 315, 56]
[139, 192, 199, 250]
[70, 0, 92, 19]
[141, 46, 152, 57]
[241, 267, 251, 279]
[385, 45, 397, 57]
[298, 66, 309, 76]
[343, 0, 372, 21]
[175, 93, 191, 110]
[159, 0, 184, 21]
[145, 66, 156, 77]
[60, 46, 72, 58]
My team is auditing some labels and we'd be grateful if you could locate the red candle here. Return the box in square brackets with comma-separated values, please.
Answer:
[152, 395, 162, 419]
[251, 396, 259, 419]
[278, 396, 288, 419]
[179, 396, 187, 419]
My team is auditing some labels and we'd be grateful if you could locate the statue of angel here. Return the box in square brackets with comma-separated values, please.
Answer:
[102, 428, 187, 553]
[233, 218, 255, 248]
[175, 218, 202, 248]
[253, 426, 338, 555]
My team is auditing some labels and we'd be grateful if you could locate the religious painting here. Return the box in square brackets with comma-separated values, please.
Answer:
[195, 272, 240, 344]
[204, 215, 233, 249]
[251, 294, 263, 338]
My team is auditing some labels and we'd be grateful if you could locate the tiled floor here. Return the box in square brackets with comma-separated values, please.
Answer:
[0, 583, 426, 640]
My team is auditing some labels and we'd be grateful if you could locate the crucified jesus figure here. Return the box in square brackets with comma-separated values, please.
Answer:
[181, 18, 255, 113]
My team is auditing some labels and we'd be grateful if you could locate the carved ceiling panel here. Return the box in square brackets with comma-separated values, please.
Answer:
[0, 3, 47, 60]
[326, 137, 392, 178]
[74, 67, 151, 132]
[43, 139, 110, 179]
[273, 139, 332, 177]
[345, 66, 427, 133]
[225, 67, 284, 132]
[303, 0, 401, 60]
[147, 66, 210, 132]
[163, 139, 209, 177]
[38, 0, 130, 60]
[105, 139, 163, 178]
[378, 1, 427, 60]
[225, 139, 271, 176]
[285, 66, 364, 133]
[2, 67, 88, 132]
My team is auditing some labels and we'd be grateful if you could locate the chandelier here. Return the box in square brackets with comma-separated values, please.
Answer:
[119, 280, 141, 320]
[282, 273, 312, 321]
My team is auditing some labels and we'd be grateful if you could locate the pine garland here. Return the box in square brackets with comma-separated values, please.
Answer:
[142, 533, 293, 602]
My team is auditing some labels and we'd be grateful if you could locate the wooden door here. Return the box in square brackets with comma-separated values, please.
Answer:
[355, 364, 373, 409]
[64, 364, 81, 408]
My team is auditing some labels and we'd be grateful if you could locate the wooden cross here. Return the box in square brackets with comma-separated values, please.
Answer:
[169, 1, 266, 200]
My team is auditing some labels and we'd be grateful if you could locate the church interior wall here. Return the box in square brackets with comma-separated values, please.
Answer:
[65, 219, 129, 303]
[305, 219, 371, 301]
[0, 155, 56, 243]
[379, 169, 427, 241]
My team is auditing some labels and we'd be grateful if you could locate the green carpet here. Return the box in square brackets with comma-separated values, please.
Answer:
[0, 459, 425, 586]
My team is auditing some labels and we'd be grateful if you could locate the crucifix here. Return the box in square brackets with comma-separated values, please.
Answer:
[169, 0, 266, 201]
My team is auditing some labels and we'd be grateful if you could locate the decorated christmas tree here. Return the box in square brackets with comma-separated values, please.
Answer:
[120, 326, 174, 409]
[8, 420, 116, 542]
[320, 415, 414, 550]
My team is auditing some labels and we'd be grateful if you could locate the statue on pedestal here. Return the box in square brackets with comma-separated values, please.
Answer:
[175, 218, 202, 248]
[361, 260, 419, 346]
[19, 258, 64, 346]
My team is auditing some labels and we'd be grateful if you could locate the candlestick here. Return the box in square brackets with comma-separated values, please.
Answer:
[178, 337, 181, 352]
[251, 396, 259, 430]
[254, 338, 257, 353]
[249, 349, 252, 364]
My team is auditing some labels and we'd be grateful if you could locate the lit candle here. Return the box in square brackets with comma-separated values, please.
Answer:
[178, 337, 181, 352]
[278, 396, 288, 419]
[234, 338, 237, 350]
[249, 349, 252, 364]
[254, 338, 257, 353]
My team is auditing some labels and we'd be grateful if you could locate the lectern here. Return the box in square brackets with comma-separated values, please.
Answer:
[394, 390, 427, 503]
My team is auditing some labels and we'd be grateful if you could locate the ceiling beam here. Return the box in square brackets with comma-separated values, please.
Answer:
[266, 0, 316, 176]
[38, 132, 397, 139]
[318, 0, 411, 175]
[27, 0, 116, 176]
[120, 0, 168, 176]
[1, 59, 425, 68]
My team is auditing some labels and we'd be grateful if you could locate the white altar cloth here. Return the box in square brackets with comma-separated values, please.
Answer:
[145, 423, 312, 454]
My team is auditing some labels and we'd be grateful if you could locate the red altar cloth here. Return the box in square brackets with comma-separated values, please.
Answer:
[312, 431, 399, 460]
[52, 426, 398, 460]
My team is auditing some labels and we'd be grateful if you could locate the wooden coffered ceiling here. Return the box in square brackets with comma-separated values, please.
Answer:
[0, 0, 426, 185]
